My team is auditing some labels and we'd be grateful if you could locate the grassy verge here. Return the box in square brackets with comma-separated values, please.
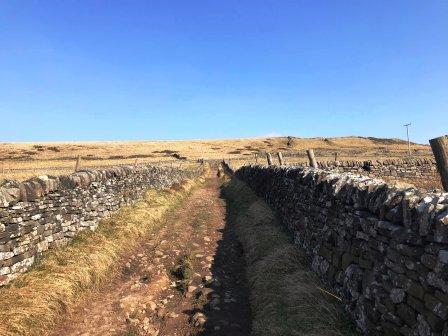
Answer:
[222, 178, 359, 336]
[0, 177, 203, 336]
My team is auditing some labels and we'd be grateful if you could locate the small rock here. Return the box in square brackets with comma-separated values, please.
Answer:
[157, 307, 166, 318]
[191, 312, 207, 327]
[210, 296, 220, 308]
[131, 283, 141, 290]
[148, 301, 157, 311]
[147, 326, 159, 336]
[199, 287, 214, 297]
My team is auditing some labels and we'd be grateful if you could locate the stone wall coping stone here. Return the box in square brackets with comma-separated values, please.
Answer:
[290, 158, 437, 169]
[237, 165, 448, 233]
[0, 165, 193, 207]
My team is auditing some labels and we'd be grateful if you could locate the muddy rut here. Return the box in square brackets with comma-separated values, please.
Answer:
[53, 176, 250, 336]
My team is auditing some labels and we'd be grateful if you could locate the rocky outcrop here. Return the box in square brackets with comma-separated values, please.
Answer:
[236, 165, 448, 335]
[0, 165, 201, 286]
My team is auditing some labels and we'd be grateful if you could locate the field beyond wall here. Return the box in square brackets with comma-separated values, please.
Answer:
[0, 136, 432, 181]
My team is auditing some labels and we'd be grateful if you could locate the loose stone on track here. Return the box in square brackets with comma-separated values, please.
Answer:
[52, 174, 250, 336]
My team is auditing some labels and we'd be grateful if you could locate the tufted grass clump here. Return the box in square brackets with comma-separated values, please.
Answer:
[170, 253, 194, 294]
[0, 177, 203, 336]
[222, 178, 360, 336]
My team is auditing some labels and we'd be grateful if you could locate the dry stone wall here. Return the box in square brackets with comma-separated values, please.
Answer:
[236, 165, 448, 336]
[0, 165, 201, 286]
[295, 158, 441, 191]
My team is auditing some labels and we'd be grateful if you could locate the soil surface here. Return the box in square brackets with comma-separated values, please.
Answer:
[52, 175, 250, 336]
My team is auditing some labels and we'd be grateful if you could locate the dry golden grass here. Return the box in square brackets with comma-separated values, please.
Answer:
[0, 177, 203, 336]
[0, 136, 432, 180]
[222, 178, 359, 336]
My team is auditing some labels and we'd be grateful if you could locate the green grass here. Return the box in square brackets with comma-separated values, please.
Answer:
[221, 178, 360, 336]
[170, 253, 194, 294]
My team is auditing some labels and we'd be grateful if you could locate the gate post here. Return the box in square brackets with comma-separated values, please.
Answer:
[430, 135, 448, 191]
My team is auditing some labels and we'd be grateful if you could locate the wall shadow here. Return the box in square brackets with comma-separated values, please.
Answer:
[182, 179, 251, 336]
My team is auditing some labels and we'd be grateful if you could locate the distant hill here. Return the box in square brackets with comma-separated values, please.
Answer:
[0, 136, 433, 181]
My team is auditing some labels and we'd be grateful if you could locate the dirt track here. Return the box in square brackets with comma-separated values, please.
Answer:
[53, 175, 250, 336]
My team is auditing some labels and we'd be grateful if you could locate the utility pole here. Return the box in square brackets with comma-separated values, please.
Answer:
[403, 123, 412, 158]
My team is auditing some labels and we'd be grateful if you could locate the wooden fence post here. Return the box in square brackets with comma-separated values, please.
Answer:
[334, 152, 339, 162]
[266, 153, 273, 166]
[75, 155, 81, 172]
[255, 153, 258, 164]
[429, 135, 448, 191]
[306, 149, 317, 168]
[277, 152, 284, 165]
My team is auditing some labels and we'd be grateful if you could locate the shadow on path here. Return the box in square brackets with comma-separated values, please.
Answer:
[183, 178, 251, 336]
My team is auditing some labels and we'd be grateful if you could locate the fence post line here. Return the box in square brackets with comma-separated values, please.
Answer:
[429, 135, 448, 191]
[306, 149, 317, 168]
[75, 155, 81, 172]
[266, 153, 273, 166]
[277, 152, 284, 165]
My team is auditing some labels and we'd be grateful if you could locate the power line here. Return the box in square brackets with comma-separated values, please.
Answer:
[403, 123, 411, 158]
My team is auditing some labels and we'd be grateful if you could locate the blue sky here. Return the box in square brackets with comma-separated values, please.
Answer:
[1, 1, 447, 144]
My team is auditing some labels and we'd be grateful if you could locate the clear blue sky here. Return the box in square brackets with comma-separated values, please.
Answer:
[1, 1, 447, 144]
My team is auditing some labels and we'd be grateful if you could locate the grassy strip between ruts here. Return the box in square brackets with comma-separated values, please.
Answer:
[222, 178, 360, 336]
[0, 176, 204, 336]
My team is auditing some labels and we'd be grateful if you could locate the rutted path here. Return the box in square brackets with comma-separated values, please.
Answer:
[53, 176, 250, 336]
